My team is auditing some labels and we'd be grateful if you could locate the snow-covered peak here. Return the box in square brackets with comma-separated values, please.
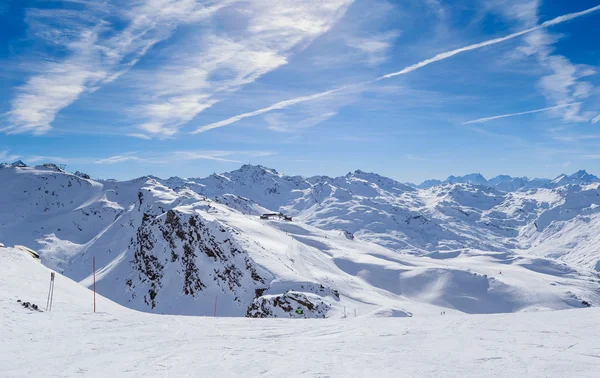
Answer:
[489, 175, 530, 192]
[418, 179, 442, 189]
[445, 173, 488, 186]
[416, 170, 597, 191]
[553, 170, 600, 186]
[11, 160, 27, 167]
[234, 164, 283, 178]
[344, 170, 415, 193]
[571, 170, 595, 179]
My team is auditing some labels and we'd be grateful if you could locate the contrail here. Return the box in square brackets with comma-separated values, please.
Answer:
[377, 5, 600, 80]
[192, 87, 348, 134]
[463, 103, 582, 125]
[192, 4, 600, 134]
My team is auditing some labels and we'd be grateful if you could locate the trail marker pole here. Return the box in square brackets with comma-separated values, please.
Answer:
[46, 272, 55, 311]
[49, 272, 55, 311]
[213, 296, 218, 317]
[93, 257, 96, 313]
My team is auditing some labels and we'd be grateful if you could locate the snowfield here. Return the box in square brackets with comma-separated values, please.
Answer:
[2, 249, 600, 378]
[2, 163, 600, 376]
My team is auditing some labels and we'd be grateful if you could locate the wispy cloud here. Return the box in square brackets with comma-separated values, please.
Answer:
[27, 155, 72, 164]
[95, 150, 275, 164]
[406, 154, 426, 161]
[464, 103, 581, 124]
[130, 0, 353, 138]
[127, 133, 153, 140]
[376, 4, 600, 81]
[95, 155, 144, 164]
[344, 30, 401, 66]
[9, 150, 274, 166]
[264, 111, 338, 133]
[551, 133, 600, 143]
[192, 87, 349, 134]
[193, 4, 600, 134]
[493, 0, 597, 123]
[592, 113, 600, 124]
[3, 0, 227, 135]
[0, 150, 21, 162]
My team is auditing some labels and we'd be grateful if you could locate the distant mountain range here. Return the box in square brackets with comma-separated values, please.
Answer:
[415, 170, 600, 190]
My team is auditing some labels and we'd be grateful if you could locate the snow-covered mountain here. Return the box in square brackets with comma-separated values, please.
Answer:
[1, 162, 600, 319]
[418, 170, 598, 191]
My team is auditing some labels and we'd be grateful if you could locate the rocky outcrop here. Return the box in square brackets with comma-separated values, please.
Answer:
[128, 206, 269, 312]
[246, 292, 331, 318]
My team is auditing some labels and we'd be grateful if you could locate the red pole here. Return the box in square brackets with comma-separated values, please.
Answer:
[213, 296, 217, 317]
[93, 257, 96, 313]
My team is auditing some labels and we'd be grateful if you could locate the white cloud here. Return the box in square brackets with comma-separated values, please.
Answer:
[264, 111, 338, 133]
[494, 0, 597, 123]
[406, 154, 425, 161]
[192, 87, 348, 134]
[27, 155, 71, 164]
[193, 4, 600, 133]
[551, 134, 600, 143]
[377, 4, 600, 81]
[130, 0, 353, 138]
[344, 30, 400, 66]
[95, 155, 144, 164]
[0, 150, 21, 162]
[592, 113, 600, 124]
[127, 133, 153, 140]
[464, 103, 581, 124]
[4, 0, 228, 135]
[95, 150, 275, 164]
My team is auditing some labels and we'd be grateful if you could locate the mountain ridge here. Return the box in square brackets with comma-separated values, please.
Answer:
[3, 160, 599, 191]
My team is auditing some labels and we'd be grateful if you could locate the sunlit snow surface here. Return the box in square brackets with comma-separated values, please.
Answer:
[2, 250, 599, 378]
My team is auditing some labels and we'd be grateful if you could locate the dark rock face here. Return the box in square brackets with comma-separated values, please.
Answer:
[246, 292, 331, 318]
[129, 207, 268, 311]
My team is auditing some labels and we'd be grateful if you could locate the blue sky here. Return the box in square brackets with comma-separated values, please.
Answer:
[1, 0, 599, 183]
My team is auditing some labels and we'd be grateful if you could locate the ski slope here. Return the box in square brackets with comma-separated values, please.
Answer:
[2, 248, 600, 378]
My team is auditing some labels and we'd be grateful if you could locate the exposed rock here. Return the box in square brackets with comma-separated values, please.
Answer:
[246, 292, 330, 318]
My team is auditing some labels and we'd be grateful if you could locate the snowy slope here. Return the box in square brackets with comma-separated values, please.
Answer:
[1, 251, 599, 378]
[0, 246, 125, 314]
[1, 163, 600, 319]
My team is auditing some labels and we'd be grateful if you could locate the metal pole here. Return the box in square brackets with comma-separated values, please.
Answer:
[93, 257, 96, 313]
[46, 273, 53, 311]
[213, 296, 217, 317]
[48, 272, 55, 312]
